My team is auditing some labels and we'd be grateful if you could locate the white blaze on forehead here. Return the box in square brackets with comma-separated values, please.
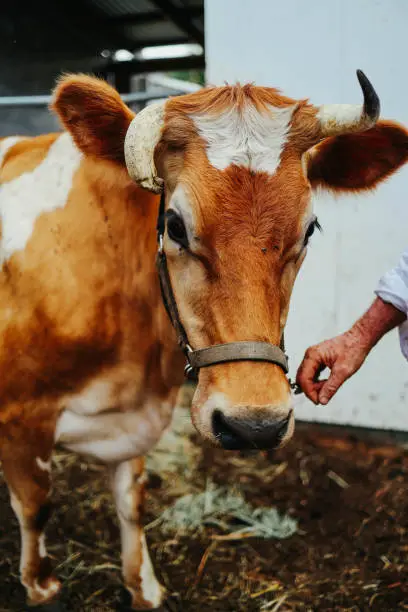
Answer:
[0, 132, 82, 265]
[191, 103, 296, 173]
[0, 136, 25, 167]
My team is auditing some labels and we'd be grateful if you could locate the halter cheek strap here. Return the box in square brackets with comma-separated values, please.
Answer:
[156, 189, 300, 391]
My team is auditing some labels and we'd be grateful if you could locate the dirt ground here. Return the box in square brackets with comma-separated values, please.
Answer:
[0, 387, 407, 612]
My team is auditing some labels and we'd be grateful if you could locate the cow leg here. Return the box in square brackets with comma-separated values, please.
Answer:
[2, 452, 61, 606]
[111, 458, 165, 610]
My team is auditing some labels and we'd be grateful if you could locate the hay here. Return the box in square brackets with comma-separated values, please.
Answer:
[149, 481, 298, 540]
[1, 415, 406, 611]
[146, 397, 298, 542]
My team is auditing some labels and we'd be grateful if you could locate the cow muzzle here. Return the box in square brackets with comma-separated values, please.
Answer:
[212, 408, 294, 450]
[192, 391, 295, 451]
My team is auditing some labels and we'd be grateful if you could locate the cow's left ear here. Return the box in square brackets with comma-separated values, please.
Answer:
[306, 120, 408, 192]
[52, 74, 134, 164]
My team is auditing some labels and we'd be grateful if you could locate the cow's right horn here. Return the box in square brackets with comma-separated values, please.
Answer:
[124, 101, 166, 193]
[317, 70, 380, 137]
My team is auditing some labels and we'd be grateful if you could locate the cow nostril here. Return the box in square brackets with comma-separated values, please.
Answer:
[275, 413, 291, 442]
[212, 410, 292, 451]
[212, 410, 251, 450]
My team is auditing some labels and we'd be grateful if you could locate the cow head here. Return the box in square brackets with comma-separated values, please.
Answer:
[53, 73, 408, 452]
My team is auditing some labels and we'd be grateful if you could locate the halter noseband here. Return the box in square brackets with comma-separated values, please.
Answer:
[156, 189, 300, 391]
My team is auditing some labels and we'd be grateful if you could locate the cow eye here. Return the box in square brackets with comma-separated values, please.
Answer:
[304, 217, 322, 246]
[166, 210, 189, 248]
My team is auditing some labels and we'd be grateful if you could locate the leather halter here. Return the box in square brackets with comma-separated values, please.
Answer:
[156, 190, 295, 385]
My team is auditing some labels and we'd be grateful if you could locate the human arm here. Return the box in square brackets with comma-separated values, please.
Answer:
[296, 297, 406, 405]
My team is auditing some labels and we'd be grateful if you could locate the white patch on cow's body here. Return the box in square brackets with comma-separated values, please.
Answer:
[140, 532, 163, 606]
[10, 493, 59, 603]
[56, 397, 173, 464]
[23, 576, 61, 605]
[57, 368, 174, 463]
[64, 378, 116, 416]
[0, 132, 82, 264]
[317, 104, 370, 136]
[112, 461, 135, 519]
[36, 457, 51, 472]
[38, 533, 47, 559]
[10, 493, 27, 576]
[112, 461, 164, 608]
[30, 579, 60, 601]
[0, 136, 25, 167]
[191, 103, 296, 173]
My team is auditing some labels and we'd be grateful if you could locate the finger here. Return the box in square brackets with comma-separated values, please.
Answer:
[313, 380, 326, 393]
[297, 372, 324, 404]
[296, 375, 319, 402]
[296, 352, 326, 402]
[318, 365, 350, 405]
[296, 356, 319, 387]
[307, 380, 325, 404]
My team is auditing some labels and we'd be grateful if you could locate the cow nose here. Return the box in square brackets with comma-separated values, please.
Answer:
[212, 410, 292, 451]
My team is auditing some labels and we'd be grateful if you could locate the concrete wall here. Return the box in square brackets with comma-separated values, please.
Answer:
[205, 0, 408, 431]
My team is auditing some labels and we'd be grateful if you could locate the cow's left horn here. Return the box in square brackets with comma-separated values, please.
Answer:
[318, 70, 380, 137]
[124, 101, 166, 193]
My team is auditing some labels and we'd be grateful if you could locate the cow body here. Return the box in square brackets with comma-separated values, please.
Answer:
[1, 73, 408, 609]
[0, 131, 183, 608]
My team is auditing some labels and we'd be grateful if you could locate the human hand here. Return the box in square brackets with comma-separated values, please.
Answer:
[296, 329, 370, 405]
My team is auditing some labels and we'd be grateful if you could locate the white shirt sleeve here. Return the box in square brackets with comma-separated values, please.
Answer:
[375, 248, 408, 360]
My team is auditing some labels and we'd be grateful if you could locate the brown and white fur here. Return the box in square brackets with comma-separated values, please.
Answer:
[0, 74, 407, 609]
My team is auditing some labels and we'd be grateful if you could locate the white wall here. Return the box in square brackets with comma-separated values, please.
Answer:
[205, 0, 408, 431]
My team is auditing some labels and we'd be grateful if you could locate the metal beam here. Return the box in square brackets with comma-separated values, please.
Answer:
[100, 54, 205, 78]
[132, 37, 192, 50]
[111, 6, 203, 26]
[0, 89, 186, 109]
[149, 0, 204, 47]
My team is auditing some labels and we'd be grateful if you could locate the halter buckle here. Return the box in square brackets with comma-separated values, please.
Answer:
[184, 362, 198, 381]
[289, 379, 303, 395]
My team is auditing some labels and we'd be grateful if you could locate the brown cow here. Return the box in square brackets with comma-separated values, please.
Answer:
[0, 72, 407, 609]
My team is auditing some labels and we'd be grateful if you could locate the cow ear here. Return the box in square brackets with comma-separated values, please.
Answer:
[306, 120, 408, 192]
[52, 74, 134, 164]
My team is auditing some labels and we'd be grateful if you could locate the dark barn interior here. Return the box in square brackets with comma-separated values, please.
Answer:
[0, 0, 205, 134]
